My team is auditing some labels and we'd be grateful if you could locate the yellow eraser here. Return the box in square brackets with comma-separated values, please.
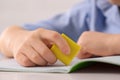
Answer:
[50, 33, 81, 65]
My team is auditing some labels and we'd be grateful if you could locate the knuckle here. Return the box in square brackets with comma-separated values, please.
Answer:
[51, 31, 60, 39]
[21, 58, 31, 67]
[78, 39, 85, 46]
[35, 28, 44, 33]
[81, 31, 90, 37]
[41, 49, 49, 56]
[79, 31, 91, 46]
[23, 35, 35, 46]
[27, 29, 42, 41]
[40, 49, 57, 64]
[50, 58, 57, 64]
[31, 54, 47, 66]
[16, 44, 26, 54]
[17, 47, 24, 52]
[14, 47, 23, 57]
[27, 34, 36, 41]
[31, 54, 39, 60]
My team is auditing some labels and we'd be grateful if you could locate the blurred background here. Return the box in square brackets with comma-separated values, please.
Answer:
[0, 0, 81, 33]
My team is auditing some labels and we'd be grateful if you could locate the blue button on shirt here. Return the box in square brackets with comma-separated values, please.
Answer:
[23, 0, 120, 42]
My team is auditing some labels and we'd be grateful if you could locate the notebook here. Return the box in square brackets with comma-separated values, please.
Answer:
[0, 56, 119, 73]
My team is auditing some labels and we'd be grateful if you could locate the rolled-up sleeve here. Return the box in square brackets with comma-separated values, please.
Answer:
[23, 0, 90, 41]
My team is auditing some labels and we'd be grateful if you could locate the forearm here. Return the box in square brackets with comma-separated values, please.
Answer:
[108, 34, 120, 55]
[0, 26, 27, 57]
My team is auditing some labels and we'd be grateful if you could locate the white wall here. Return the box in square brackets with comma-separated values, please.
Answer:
[0, 0, 81, 33]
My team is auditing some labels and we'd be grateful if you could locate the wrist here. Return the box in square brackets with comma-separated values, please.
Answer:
[0, 26, 27, 57]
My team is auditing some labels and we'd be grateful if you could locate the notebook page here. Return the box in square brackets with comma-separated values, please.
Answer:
[0, 58, 72, 73]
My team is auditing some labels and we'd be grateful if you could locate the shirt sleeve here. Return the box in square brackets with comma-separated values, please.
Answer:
[23, 0, 91, 41]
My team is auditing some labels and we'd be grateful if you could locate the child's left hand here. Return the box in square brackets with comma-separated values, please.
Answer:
[77, 31, 116, 59]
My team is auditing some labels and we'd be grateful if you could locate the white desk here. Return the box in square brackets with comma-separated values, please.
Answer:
[0, 72, 119, 80]
[0, 63, 120, 80]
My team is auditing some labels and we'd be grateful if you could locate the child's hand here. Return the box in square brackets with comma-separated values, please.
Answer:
[77, 31, 115, 59]
[0, 26, 70, 66]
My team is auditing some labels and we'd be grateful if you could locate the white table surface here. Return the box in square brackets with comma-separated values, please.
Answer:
[0, 72, 119, 80]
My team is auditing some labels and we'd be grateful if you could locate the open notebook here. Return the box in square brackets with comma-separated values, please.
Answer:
[0, 56, 120, 73]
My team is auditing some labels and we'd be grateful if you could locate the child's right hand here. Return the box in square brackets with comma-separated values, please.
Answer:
[0, 26, 70, 66]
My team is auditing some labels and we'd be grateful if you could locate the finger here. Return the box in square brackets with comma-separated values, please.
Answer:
[31, 39, 57, 64]
[23, 46, 48, 66]
[39, 30, 70, 54]
[77, 47, 93, 59]
[77, 52, 93, 59]
[15, 52, 36, 67]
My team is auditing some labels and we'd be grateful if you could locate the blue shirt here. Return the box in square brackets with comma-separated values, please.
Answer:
[23, 0, 120, 42]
